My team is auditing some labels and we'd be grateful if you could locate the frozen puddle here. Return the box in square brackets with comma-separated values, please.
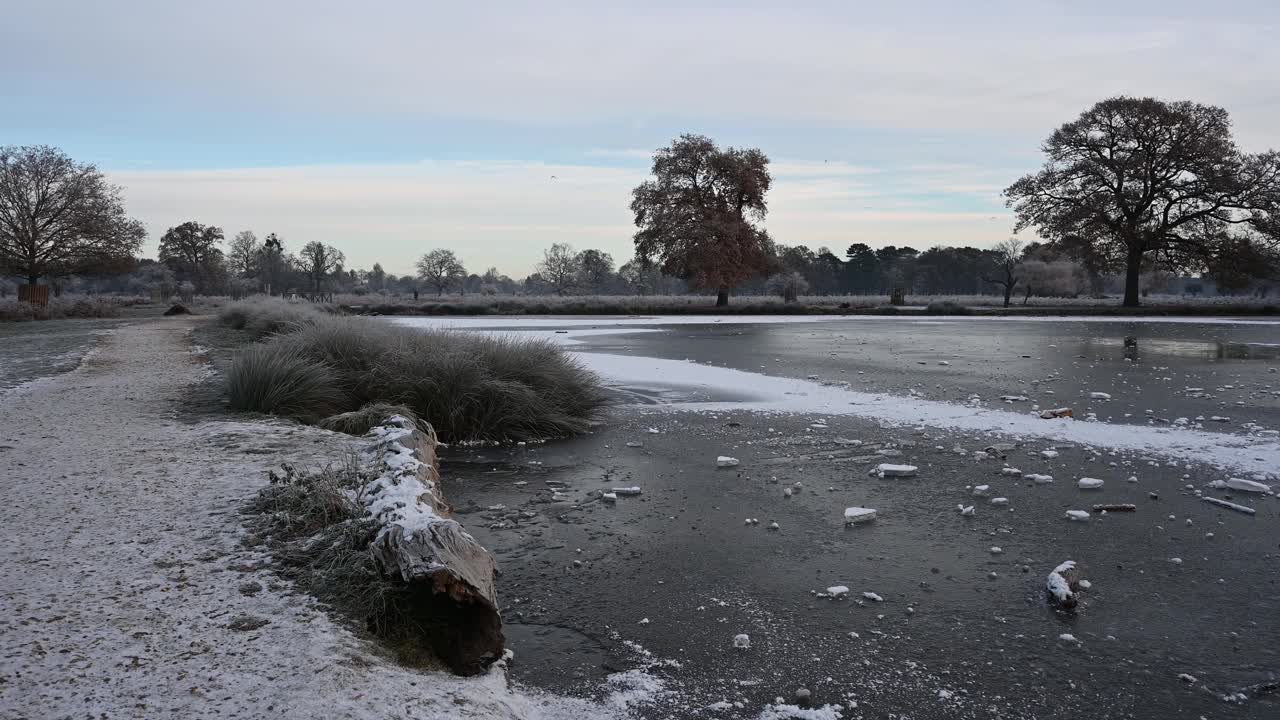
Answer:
[573, 351, 1280, 475]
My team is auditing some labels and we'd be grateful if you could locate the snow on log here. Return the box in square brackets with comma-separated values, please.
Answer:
[361, 415, 503, 676]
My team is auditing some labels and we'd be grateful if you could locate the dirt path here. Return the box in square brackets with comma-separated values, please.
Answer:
[0, 319, 604, 720]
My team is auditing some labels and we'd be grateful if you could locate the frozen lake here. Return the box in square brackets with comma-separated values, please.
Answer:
[393, 315, 1280, 718]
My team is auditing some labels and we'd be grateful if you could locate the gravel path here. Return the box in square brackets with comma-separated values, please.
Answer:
[0, 319, 612, 720]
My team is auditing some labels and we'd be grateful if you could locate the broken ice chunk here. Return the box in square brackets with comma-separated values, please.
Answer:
[1046, 560, 1080, 607]
[862, 591, 883, 602]
[1089, 392, 1112, 400]
[1077, 477, 1105, 490]
[844, 507, 877, 525]
[611, 486, 642, 496]
[1210, 478, 1271, 493]
[716, 456, 740, 468]
[826, 585, 850, 598]
[1026, 474, 1054, 484]
[1065, 510, 1090, 521]
[733, 633, 751, 649]
[875, 463, 918, 478]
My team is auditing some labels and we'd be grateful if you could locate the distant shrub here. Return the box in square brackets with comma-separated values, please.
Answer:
[925, 300, 972, 315]
[226, 316, 606, 442]
[218, 296, 332, 338]
[0, 295, 137, 321]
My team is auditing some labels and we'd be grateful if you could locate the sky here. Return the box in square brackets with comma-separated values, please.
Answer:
[3, 1, 1278, 277]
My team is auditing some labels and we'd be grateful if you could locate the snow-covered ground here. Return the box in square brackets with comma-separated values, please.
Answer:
[0, 320, 659, 720]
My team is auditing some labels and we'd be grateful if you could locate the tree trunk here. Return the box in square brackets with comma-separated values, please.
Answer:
[361, 416, 503, 676]
[1123, 247, 1143, 308]
[28, 273, 39, 286]
[716, 288, 729, 307]
[1003, 283, 1013, 308]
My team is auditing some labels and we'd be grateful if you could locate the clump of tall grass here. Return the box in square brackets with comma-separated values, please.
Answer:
[226, 316, 606, 442]
[217, 296, 333, 338]
[226, 343, 347, 422]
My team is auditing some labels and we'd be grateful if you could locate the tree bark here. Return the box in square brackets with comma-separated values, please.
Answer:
[716, 288, 729, 306]
[1003, 283, 1013, 308]
[361, 416, 503, 675]
[1123, 246, 1144, 308]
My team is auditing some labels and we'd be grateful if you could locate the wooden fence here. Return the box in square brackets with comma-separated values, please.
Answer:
[18, 284, 50, 307]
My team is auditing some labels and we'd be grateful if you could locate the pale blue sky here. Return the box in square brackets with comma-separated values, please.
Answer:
[3, 1, 1277, 276]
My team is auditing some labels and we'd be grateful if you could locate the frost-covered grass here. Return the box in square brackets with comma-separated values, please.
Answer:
[226, 316, 606, 442]
[333, 291, 1278, 316]
[244, 460, 430, 655]
[217, 296, 335, 338]
[226, 343, 348, 423]
[0, 295, 150, 321]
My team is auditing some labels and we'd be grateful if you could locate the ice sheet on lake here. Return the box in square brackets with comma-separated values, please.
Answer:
[572, 351, 1280, 475]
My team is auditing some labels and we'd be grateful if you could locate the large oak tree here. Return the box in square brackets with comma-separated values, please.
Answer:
[158, 221, 225, 293]
[631, 134, 775, 306]
[0, 145, 145, 286]
[416, 248, 466, 295]
[1005, 97, 1280, 307]
[299, 241, 344, 299]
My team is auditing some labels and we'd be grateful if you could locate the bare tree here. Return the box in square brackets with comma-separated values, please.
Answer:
[1005, 96, 1280, 307]
[0, 145, 145, 287]
[983, 238, 1024, 307]
[416, 249, 466, 295]
[299, 241, 344, 300]
[227, 231, 260, 278]
[537, 243, 580, 295]
[631, 134, 775, 306]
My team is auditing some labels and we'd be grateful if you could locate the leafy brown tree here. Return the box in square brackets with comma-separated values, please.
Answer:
[0, 145, 145, 286]
[158, 221, 225, 292]
[299, 241, 344, 299]
[1005, 97, 1280, 307]
[415, 248, 466, 295]
[631, 134, 775, 306]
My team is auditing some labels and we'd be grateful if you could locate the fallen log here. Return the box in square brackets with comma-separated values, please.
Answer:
[1091, 504, 1136, 512]
[361, 415, 503, 675]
